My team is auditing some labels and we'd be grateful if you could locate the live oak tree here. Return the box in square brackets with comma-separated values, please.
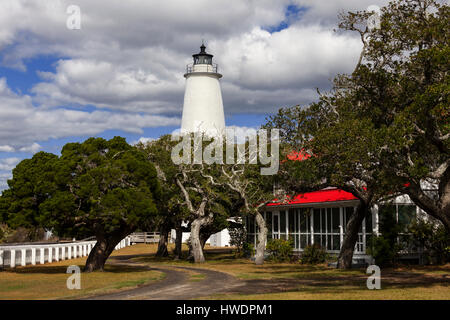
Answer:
[265, 0, 449, 268]
[0, 152, 59, 230]
[217, 150, 277, 265]
[138, 135, 190, 259]
[142, 134, 235, 263]
[175, 162, 233, 263]
[1, 137, 160, 272]
[360, 0, 450, 232]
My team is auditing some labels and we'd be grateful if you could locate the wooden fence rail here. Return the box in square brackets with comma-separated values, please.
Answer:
[0, 236, 132, 269]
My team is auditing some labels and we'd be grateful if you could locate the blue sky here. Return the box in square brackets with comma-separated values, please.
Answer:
[0, 0, 386, 192]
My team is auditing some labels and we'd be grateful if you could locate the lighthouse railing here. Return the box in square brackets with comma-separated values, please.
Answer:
[186, 63, 218, 74]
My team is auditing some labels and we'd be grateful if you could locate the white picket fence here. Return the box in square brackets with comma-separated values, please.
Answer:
[129, 232, 160, 244]
[0, 236, 132, 269]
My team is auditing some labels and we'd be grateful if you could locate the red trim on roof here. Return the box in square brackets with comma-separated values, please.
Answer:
[267, 188, 358, 206]
[286, 150, 311, 161]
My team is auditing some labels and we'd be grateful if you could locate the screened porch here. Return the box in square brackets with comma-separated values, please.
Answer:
[246, 206, 374, 255]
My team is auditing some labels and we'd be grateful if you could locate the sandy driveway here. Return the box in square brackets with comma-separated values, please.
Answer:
[87, 255, 243, 300]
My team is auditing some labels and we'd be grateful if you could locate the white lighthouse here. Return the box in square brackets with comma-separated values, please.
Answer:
[181, 44, 225, 135]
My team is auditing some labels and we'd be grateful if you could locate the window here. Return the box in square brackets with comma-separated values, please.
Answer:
[266, 212, 272, 241]
[398, 204, 416, 231]
[280, 210, 286, 234]
[298, 208, 310, 249]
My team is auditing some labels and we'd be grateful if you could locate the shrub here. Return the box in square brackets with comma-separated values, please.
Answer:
[407, 218, 450, 264]
[228, 224, 247, 257]
[368, 207, 402, 266]
[301, 244, 328, 264]
[367, 236, 401, 267]
[266, 238, 293, 262]
[242, 242, 254, 258]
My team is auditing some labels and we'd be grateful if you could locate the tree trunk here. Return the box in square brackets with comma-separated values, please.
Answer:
[254, 212, 267, 265]
[336, 202, 367, 269]
[190, 217, 208, 263]
[200, 230, 211, 249]
[84, 234, 122, 272]
[406, 179, 450, 233]
[174, 225, 183, 259]
[156, 225, 169, 257]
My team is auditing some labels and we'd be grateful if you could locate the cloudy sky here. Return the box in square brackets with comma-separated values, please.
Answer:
[0, 0, 390, 192]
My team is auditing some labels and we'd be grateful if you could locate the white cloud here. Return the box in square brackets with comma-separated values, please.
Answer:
[0, 157, 21, 171]
[0, 145, 15, 152]
[0, 0, 391, 153]
[131, 137, 156, 145]
[0, 78, 180, 149]
[0, 0, 389, 115]
[19, 143, 42, 154]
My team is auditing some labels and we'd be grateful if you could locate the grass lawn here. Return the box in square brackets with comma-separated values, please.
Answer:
[133, 244, 450, 300]
[0, 245, 164, 300]
[1, 243, 448, 300]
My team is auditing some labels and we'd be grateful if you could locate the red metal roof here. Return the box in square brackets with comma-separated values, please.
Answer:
[267, 188, 358, 206]
[286, 150, 311, 161]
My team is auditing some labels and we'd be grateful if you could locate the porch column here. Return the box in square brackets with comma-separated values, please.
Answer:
[31, 248, 36, 265]
[54, 247, 59, 262]
[61, 246, 65, 260]
[21, 249, 26, 266]
[48, 247, 53, 263]
[68, 246, 72, 259]
[339, 207, 344, 247]
[10, 250, 16, 268]
[0, 250, 3, 267]
[40, 248, 45, 264]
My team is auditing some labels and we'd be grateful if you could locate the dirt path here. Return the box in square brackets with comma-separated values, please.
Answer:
[87, 255, 244, 300]
[87, 254, 450, 300]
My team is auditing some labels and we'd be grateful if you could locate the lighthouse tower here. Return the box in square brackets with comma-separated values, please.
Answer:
[181, 44, 225, 135]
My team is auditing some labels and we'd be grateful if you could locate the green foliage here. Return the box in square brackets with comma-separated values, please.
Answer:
[368, 236, 400, 267]
[0, 224, 13, 243]
[242, 242, 254, 258]
[266, 238, 293, 262]
[0, 137, 160, 240]
[407, 218, 450, 264]
[229, 222, 247, 257]
[300, 244, 329, 264]
[265, 0, 450, 259]
[368, 208, 402, 266]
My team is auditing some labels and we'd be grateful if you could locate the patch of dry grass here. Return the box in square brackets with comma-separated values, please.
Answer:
[0, 245, 163, 300]
[133, 244, 450, 300]
[1, 243, 448, 300]
[207, 285, 450, 300]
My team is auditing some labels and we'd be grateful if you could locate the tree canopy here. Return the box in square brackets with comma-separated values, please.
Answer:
[1, 137, 160, 271]
[265, 0, 449, 267]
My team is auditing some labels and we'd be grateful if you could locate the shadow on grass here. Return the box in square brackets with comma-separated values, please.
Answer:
[5, 263, 151, 274]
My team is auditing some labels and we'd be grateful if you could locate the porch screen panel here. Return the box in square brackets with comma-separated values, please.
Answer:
[331, 208, 340, 250]
[288, 209, 297, 248]
[398, 204, 416, 231]
[299, 208, 310, 249]
[313, 209, 321, 246]
[266, 212, 272, 242]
